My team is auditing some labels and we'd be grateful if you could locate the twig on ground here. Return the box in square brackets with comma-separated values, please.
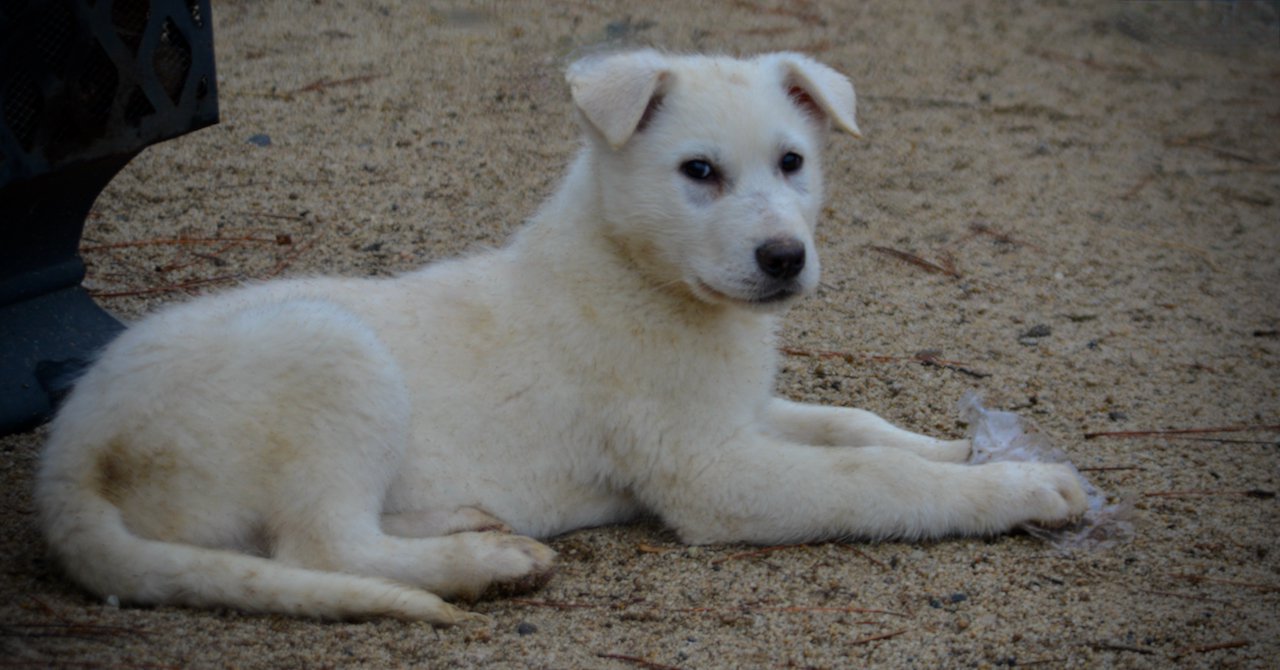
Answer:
[596, 653, 683, 670]
[1175, 639, 1250, 657]
[913, 351, 991, 379]
[1169, 437, 1278, 445]
[1084, 424, 1280, 440]
[0, 661, 177, 669]
[1091, 641, 1155, 655]
[780, 346, 989, 379]
[1214, 187, 1275, 207]
[1165, 135, 1260, 164]
[1094, 227, 1222, 272]
[796, 39, 833, 54]
[1144, 489, 1275, 499]
[294, 74, 381, 94]
[849, 628, 908, 646]
[754, 606, 906, 617]
[80, 235, 282, 251]
[1031, 48, 1140, 74]
[862, 95, 976, 110]
[1199, 165, 1280, 175]
[841, 545, 890, 570]
[509, 598, 602, 610]
[961, 221, 1043, 252]
[728, 0, 824, 25]
[935, 251, 958, 276]
[83, 231, 307, 299]
[513, 598, 907, 618]
[867, 245, 961, 278]
[262, 234, 318, 279]
[1120, 173, 1156, 200]
[779, 346, 862, 364]
[89, 276, 240, 299]
[0, 622, 150, 640]
[245, 211, 308, 222]
[154, 239, 244, 274]
[1139, 589, 1236, 605]
[1167, 573, 1280, 592]
[21, 596, 62, 619]
[672, 605, 907, 617]
[710, 544, 805, 565]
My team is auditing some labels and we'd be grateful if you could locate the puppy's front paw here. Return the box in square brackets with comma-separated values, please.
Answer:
[1014, 462, 1089, 527]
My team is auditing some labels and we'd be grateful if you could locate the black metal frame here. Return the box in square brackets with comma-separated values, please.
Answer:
[0, 0, 219, 434]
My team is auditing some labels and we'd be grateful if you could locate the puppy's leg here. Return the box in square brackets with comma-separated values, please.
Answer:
[275, 522, 555, 602]
[765, 398, 970, 462]
[266, 403, 553, 601]
[382, 507, 513, 537]
[230, 301, 554, 604]
[651, 435, 1086, 544]
[267, 419, 552, 601]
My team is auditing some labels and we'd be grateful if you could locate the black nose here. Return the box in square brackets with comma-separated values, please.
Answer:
[755, 237, 806, 280]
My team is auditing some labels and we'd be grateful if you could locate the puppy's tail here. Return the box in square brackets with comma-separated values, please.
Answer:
[34, 477, 476, 624]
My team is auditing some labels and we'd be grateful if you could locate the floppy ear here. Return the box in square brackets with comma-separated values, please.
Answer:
[768, 53, 862, 138]
[566, 49, 670, 149]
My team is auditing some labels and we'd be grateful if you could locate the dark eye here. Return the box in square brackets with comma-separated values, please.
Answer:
[680, 159, 717, 182]
[779, 152, 803, 174]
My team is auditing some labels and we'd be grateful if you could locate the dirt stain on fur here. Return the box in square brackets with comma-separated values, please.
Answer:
[264, 430, 302, 471]
[93, 438, 178, 506]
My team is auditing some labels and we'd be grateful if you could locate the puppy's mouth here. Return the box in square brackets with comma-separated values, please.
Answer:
[747, 286, 800, 305]
[693, 278, 802, 308]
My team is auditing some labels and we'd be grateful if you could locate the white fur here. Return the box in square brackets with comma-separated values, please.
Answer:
[36, 51, 1087, 624]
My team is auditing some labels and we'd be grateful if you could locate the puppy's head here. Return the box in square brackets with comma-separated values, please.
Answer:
[567, 50, 860, 310]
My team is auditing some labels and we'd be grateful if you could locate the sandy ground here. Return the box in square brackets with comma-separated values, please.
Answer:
[3, 0, 1279, 667]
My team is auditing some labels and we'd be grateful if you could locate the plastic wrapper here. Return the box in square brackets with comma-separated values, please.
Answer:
[958, 391, 1134, 551]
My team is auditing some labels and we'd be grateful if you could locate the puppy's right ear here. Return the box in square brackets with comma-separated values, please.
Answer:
[567, 50, 669, 149]
[767, 52, 862, 138]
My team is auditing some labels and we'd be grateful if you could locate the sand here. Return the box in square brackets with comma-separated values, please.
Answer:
[2, 1, 1278, 667]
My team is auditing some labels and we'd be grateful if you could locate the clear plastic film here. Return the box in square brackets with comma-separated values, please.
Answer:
[958, 391, 1134, 551]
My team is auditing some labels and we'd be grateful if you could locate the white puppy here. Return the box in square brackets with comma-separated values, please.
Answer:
[37, 50, 1088, 624]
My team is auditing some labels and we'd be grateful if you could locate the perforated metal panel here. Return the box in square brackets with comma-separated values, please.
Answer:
[0, 0, 218, 184]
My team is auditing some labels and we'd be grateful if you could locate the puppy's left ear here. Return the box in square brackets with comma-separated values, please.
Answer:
[567, 49, 670, 149]
[768, 53, 862, 138]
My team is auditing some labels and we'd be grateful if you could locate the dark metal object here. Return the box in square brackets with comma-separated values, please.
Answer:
[1, 0, 218, 434]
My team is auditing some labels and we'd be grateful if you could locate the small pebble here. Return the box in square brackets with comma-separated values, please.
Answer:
[515, 621, 537, 636]
[1018, 324, 1052, 346]
[247, 133, 272, 147]
[1021, 324, 1052, 338]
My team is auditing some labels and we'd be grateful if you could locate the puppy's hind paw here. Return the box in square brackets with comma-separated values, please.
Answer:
[483, 534, 558, 599]
[451, 609, 492, 626]
[381, 588, 489, 626]
[424, 601, 490, 627]
[450, 533, 557, 602]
